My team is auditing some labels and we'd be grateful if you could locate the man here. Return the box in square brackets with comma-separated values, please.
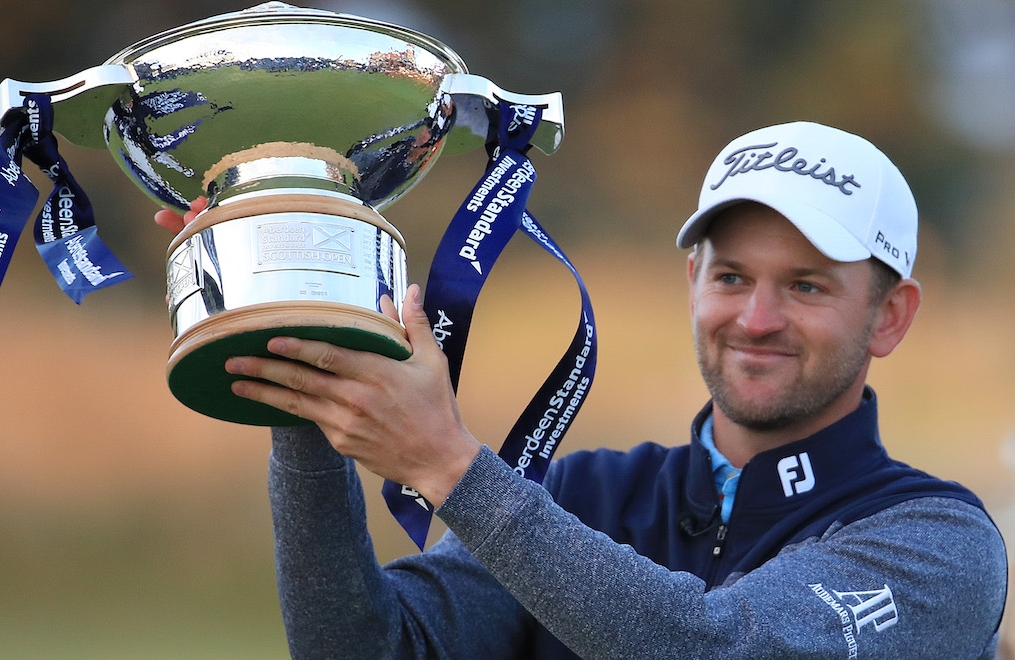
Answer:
[159, 122, 1008, 658]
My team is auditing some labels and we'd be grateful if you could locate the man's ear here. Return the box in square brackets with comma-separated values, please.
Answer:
[869, 278, 922, 358]
[686, 250, 698, 314]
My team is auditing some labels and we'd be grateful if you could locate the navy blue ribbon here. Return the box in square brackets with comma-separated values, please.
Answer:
[0, 94, 132, 303]
[0, 108, 40, 287]
[382, 102, 597, 549]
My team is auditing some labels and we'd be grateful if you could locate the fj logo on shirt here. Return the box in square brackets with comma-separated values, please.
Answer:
[777, 452, 815, 497]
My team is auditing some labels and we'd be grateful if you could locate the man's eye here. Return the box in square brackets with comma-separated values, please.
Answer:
[795, 282, 821, 294]
[719, 273, 740, 285]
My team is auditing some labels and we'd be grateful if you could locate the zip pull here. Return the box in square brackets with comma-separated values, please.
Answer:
[712, 524, 728, 558]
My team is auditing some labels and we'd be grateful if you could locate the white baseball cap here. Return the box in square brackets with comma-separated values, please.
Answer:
[676, 121, 918, 278]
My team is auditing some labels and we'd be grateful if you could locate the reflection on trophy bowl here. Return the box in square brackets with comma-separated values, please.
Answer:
[103, 3, 466, 426]
[0, 1, 563, 426]
[102, 2, 467, 214]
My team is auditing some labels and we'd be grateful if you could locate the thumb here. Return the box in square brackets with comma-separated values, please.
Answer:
[401, 283, 439, 354]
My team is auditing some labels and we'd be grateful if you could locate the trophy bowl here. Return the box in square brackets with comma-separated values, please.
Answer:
[1, 2, 562, 426]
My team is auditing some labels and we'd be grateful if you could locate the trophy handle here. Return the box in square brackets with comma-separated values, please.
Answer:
[441, 73, 564, 157]
[0, 64, 136, 149]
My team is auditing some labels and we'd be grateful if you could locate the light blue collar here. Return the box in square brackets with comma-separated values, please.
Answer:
[699, 414, 741, 524]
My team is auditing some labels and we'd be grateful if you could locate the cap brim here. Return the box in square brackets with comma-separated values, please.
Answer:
[676, 195, 872, 263]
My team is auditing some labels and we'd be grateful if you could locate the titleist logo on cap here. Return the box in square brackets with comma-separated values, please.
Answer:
[710, 141, 862, 196]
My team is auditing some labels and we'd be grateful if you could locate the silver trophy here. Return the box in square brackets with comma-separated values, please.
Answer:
[0, 2, 563, 425]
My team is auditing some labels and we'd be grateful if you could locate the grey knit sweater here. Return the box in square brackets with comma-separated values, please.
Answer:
[268, 426, 1006, 659]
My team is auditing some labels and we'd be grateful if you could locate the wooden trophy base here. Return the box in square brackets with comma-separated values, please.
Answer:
[167, 301, 411, 426]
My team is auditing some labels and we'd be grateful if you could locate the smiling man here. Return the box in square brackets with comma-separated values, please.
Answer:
[690, 204, 898, 451]
[176, 121, 1008, 658]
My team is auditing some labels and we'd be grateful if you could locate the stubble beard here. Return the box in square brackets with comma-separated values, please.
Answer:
[694, 319, 875, 432]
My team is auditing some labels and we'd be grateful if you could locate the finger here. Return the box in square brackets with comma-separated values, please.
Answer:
[267, 336, 353, 376]
[154, 208, 186, 234]
[229, 375, 339, 424]
[401, 283, 444, 361]
[225, 351, 337, 395]
[184, 196, 209, 224]
[379, 294, 399, 322]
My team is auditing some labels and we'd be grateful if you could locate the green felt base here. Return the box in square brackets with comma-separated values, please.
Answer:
[168, 325, 411, 426]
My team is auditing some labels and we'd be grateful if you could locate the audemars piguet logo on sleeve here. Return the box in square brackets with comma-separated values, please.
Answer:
[808, 582, 900, 658]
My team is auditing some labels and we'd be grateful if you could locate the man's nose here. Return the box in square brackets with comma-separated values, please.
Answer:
[738, 285, 788, 337]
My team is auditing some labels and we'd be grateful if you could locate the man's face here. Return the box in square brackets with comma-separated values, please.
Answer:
[689, 203, 880, 433]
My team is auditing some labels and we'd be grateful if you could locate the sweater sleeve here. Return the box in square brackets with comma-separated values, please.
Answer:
[268, 427, 531, 660]
[437, 446, 1008, 660]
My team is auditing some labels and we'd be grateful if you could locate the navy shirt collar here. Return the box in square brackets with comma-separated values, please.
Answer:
[687, 387, 888, 521]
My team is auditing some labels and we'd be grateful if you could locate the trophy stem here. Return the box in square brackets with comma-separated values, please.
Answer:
[165, 190, 410, 425]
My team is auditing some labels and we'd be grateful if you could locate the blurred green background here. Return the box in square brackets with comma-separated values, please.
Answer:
[2, 0, 1015, 657]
